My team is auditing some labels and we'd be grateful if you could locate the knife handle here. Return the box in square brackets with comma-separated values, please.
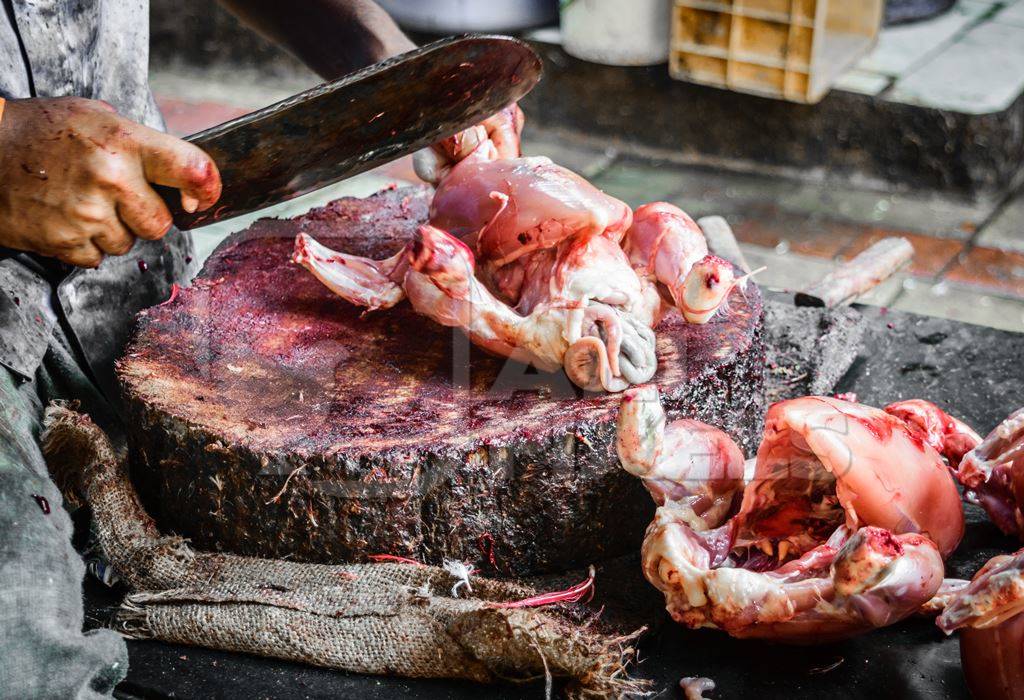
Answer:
[156, 183, 219, 232]
[795, 237, 914, 308]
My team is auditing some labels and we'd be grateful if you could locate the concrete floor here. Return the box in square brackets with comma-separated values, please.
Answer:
[149, 0, 1024, 334]
[166, 111, 1024, 334]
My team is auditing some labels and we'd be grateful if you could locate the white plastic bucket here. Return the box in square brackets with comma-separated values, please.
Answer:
[561, 0, 671, 66]
[376, 0, 558, 33]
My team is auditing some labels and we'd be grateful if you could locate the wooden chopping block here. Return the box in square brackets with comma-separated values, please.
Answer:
[118, 187, 767, 576]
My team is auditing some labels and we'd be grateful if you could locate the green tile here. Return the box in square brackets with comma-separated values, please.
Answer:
[588, 160, 699, 208]
[150, 65, 317, 111]
[521, 132, 616, 178]
[598, 153, 997, 234]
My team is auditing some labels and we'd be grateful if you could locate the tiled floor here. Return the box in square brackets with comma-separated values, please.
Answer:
[169, 127, 1024, 333]
[816, 0, 1024, 115]
[155, 83, 1024, 333]
[150, 0, 1024, 335]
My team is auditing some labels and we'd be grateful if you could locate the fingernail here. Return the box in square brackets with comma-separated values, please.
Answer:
[181, 193, 199, 214]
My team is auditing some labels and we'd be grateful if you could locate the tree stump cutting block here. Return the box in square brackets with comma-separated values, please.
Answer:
[119, 186, 765, 576]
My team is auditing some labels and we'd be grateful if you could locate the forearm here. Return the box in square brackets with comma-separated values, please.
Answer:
[218, 0, 416, 80]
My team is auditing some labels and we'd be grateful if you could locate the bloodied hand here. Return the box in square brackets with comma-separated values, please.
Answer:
[0, 97, 221, 267]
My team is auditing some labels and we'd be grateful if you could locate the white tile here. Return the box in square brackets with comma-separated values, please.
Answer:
[857, 0, 992, 77]
[996, 1, 1024, 27]
[740, 245, 836, 295]
[893, 279, 1024, 333]
[525, 26, 562, 44]
[887, 20, 1024, 114]
[833, 69, 891, 96]
[977, 192, 1024, 252]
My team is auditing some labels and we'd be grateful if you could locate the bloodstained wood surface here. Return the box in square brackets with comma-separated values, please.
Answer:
[118, 186, 765, 575]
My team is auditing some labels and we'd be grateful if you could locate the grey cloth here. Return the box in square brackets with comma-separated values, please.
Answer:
[0, 0, 197, 399]
[0, 326, 128, 699]
[0, 1, 196, 696]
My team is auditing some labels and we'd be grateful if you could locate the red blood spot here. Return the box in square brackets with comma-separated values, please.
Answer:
[85, 135, 110, 152]
[196, 159, 216, 187]
[477, 532, 499, 569]
[862, 527, 903, 557]
[13, 296, 20, 306]
[32, 494, 50, 514]
[904, 429, 928, 452]
[841, 409, 900, 446]
[158, 283, 181, 306]
[185, 255, 193, 264]
[137, 259, 149, 273]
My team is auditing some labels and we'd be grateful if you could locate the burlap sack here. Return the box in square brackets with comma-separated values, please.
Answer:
[41, 403, 647, 698]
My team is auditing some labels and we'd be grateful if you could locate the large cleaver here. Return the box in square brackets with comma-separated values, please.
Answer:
[159, 35, 542, 230]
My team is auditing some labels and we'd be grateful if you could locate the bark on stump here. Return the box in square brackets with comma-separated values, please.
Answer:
[118, 186, 766, 576]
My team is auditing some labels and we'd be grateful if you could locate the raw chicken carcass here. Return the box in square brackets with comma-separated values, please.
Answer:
[937, 547, 1024, 700]
[430, 153, 633, 269]
[926, 407, 1024, 700]
[413, 104, 524, 185]
[618, 391, 964, 641]
[623, 203, 742, 324]
[883, 399, 982, 469]
[957, 407, 1024, 539]
[295, 116, 745, 392]
[616, 384, 745, 527]
[887, 402, 1024, 540]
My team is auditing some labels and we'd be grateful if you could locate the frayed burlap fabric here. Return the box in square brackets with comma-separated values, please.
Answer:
[41, 403, 647, 698]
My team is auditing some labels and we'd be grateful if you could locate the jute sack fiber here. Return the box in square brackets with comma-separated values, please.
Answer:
[41, 403, 647, 698]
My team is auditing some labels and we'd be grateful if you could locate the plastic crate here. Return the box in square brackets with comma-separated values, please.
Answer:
[670, 0, 883, 103]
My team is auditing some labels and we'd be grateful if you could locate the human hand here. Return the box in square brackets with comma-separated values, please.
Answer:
[0, 97, 221, 267]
